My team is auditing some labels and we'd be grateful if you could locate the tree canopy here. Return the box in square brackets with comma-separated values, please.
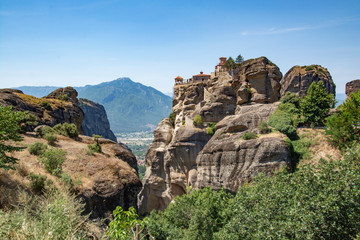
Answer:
[0, 106, 28, 169]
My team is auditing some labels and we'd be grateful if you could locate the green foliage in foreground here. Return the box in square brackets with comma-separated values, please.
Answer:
[326, 89, 360, 150]
[0, 106, 28, 170]
[108, 206, 147, 240]
[0, 189, 90, 239]
[146, 144, 360, 239]
[28, 142, 47, 156]
[242, 132, 258, 140]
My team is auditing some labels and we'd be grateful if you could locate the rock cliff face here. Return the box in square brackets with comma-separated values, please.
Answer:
[138, 57, 290, 214]
[0, 88, 84, 132]
[346, 79, 360, 97]
[79, 98, 117, 142]
[280, 65, 336, 97]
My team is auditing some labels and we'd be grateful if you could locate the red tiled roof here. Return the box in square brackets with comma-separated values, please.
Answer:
[175, 76, 183, 80]
[193, 73, 210, 77]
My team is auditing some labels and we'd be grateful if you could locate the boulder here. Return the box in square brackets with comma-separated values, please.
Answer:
[281, 65, 336, 97]
[346, 79, 360, 97]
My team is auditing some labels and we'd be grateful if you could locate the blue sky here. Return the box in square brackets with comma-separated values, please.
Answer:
[0, 0, 359, 93]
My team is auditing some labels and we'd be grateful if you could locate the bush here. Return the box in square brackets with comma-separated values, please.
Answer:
[87, 143, 101, 155]
[40, 101, 51, 110]
[147, 187, 233, 240]
[300, 81, 333, 126]
[29, 172, 47, 194]
[43, 133, 57, 146]
[39, 148, 66, 176]
[36, 126, 55, 138]
[258, 121, 270, 134]
[242, 132, 258, 140]
[169, 112, 176, 128]
[57, 94, 69, 101]
[28, 142, 47, 155]
[108, 206, 146, 240]
[326, 90, 360, 150]
[61, 172, 73, 187]
[206, 122, 216, 135]
[268, 110, 298, 140]
[53, 122, 78, 138]
[0, 106, 28, 170]
[281, 92, 301, 109]
[193, 114, 203, 126]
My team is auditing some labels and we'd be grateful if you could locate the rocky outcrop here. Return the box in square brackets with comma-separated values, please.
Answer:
[346, 79, 360, 97]
[0, 88, 84, 132]
[138, 57, 290, 214]
[190, 104, 288, 192]
[75, 136, 141, 219]
[79, 98, 117, 142]
[44, 86, 79, 104]
[280, 65, 336, 97]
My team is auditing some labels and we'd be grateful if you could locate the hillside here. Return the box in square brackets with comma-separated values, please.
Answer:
[76, 78, 172, 133]
[16, 78, 172, 133]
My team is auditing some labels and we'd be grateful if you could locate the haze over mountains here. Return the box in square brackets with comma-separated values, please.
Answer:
[16, 78, 172, 133]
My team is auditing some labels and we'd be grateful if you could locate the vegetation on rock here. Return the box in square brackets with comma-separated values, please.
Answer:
[193, 114, 203, 126]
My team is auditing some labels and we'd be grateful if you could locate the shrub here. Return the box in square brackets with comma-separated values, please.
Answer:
[28, 142, 47, 155]
[281, 92, 301, 109]
[182, 120, 185, 125]
[108, 206, 146, 240]
[242, 132, 258, 140]
[61, 172, 73, 187]
[53, 122, 78, 138]
[300, 81, 333, 126]
[305, 65, 314, 71]
[36, 126, 55, 137]
[40, 148, 66, 176]
[29, 172, 47, 194]
[326, 90, 360, 150]
[193, 114, 203, 126]
[268, 110, 298, 140]
[147, 188, 233, 240]
[87, 143, 101, 155]
[206, 122, 216, 136]
[57, 94, 69, 101]
[43, 133, 57, 146]
[169, 112, 176, 128]
[0, 106, 28, 170]
[258, 121, 270, 134]
[40, 101, 51, 110]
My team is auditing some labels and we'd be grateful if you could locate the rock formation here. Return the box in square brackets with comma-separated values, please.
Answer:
[280, 65, 336, 97]
[346, 79, 360, 97]
[79, 98, 117, 142]
[138, 57, 290, 214]
[0, 88, 84, 132]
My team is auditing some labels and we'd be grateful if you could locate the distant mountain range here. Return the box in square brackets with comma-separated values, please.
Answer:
[16, 78, 172, 133]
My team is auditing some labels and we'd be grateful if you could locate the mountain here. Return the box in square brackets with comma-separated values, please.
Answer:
[16, 78, 173, 133]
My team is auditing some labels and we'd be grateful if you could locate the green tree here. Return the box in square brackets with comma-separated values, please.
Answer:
[300, 81, 333, 126]
[326, 90, 360, 149]
[193, 114, 203, 126]
[224, 57, 236, 70]
[0, 106, 28, 170]
[235, 54, 244, 64]
[107, 206, 146, 240]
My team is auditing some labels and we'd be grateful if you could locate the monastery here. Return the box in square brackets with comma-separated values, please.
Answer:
[174, 57, 228, 85]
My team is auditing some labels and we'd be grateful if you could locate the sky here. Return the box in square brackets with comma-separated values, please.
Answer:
[0, 0, 359, 94]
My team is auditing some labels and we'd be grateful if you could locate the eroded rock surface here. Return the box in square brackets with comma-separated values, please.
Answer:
[280, 65, 336, 97]
[138, 57, 290, 214]
[79, 98, 117, 142]
[346, 79, 360, 97]
[0, 88, 84, 132]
